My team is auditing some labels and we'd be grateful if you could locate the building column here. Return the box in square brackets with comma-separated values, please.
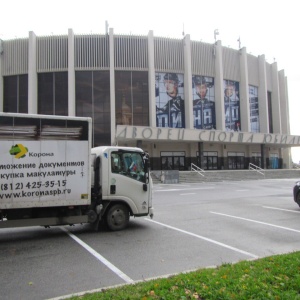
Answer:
[258, 55, 268, 133]
[148, 30, 156, 127]
[278, 70, 291, 168]
[68, 28, 76, 116]
[239, 47, 250, 132]
[260, 144, 265, 169]
[198, 142, 204, 168]
[284, 76, 290, 135]
[278, 70, 289, 134]
[183, 34, 193, 129]
[271, 62, 282, 133]
[284, 75, 292, 168]
[214, 40, 225, 131]
[28, 31, 37, 114]
[109, 28, 116, 145]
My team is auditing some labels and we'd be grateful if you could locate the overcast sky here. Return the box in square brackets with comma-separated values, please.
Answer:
[1, 0, 299, 162]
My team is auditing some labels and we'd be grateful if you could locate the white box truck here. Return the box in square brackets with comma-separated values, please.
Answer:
[0, 113, 153, 231]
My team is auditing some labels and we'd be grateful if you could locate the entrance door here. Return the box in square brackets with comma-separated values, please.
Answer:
[197, 151, 218, 170]
[161, 151, 185, 170]
[203, 156, 218, 170]
[251, 152, 262, 168]
[173, 156, 185, 170]
[228, 152, 245, 169]
[269, 154, 279, 169]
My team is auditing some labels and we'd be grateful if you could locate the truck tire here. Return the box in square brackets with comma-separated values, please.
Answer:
[106, 204, 129, 231]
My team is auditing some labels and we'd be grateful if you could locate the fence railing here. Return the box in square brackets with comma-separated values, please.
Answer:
[249, 163, 265, 176]
[191, 163, 205, 177]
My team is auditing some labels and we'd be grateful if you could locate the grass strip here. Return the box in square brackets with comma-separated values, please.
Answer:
[67, 251, 300, 300]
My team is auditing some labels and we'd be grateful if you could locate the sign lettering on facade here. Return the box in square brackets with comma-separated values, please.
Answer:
[116, 125, 300, 146]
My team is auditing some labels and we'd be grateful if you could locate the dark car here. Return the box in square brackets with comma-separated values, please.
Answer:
[293, 181, 300, 207]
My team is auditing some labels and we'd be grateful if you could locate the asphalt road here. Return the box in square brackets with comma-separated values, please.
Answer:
[1, 178, 300, 300]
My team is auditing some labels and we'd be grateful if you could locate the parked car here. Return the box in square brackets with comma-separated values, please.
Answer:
[293, 181, 300, 207]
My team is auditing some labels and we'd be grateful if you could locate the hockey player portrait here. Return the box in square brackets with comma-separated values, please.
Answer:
[224, 80, 240, 131]
[156, 72, 185, 128]
[192, 76, 216, 129]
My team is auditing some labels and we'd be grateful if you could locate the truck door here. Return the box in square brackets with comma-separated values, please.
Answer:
[109, 150, 150, 215]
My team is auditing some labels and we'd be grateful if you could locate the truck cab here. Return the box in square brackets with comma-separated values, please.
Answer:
[91, 146, 153, 231]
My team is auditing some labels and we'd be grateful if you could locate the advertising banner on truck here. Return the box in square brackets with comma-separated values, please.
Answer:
[0, 114, 91, 209]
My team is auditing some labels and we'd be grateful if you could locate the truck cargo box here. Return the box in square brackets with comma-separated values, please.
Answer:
[0, 113, 92, 209]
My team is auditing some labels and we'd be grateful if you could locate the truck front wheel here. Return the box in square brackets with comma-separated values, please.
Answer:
[106, 204, 130, 231]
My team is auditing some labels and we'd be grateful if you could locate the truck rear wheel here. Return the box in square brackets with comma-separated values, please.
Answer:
[106, 204, 129, 231]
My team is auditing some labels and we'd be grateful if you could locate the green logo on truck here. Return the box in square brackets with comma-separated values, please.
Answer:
[9, 144, 28, 159]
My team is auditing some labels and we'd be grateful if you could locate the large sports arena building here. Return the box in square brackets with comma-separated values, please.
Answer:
[0, 28, 299, 170]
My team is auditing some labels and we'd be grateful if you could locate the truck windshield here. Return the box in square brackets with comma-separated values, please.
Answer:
[111, 151, 146, 183]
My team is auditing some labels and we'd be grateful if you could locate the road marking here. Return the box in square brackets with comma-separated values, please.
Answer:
[263, 206, 300, 214]
[211, 212, 300, 233]
[144, 219, 258, 259]
[180, 193, 196, 196]
[60, 227, 134, 284]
